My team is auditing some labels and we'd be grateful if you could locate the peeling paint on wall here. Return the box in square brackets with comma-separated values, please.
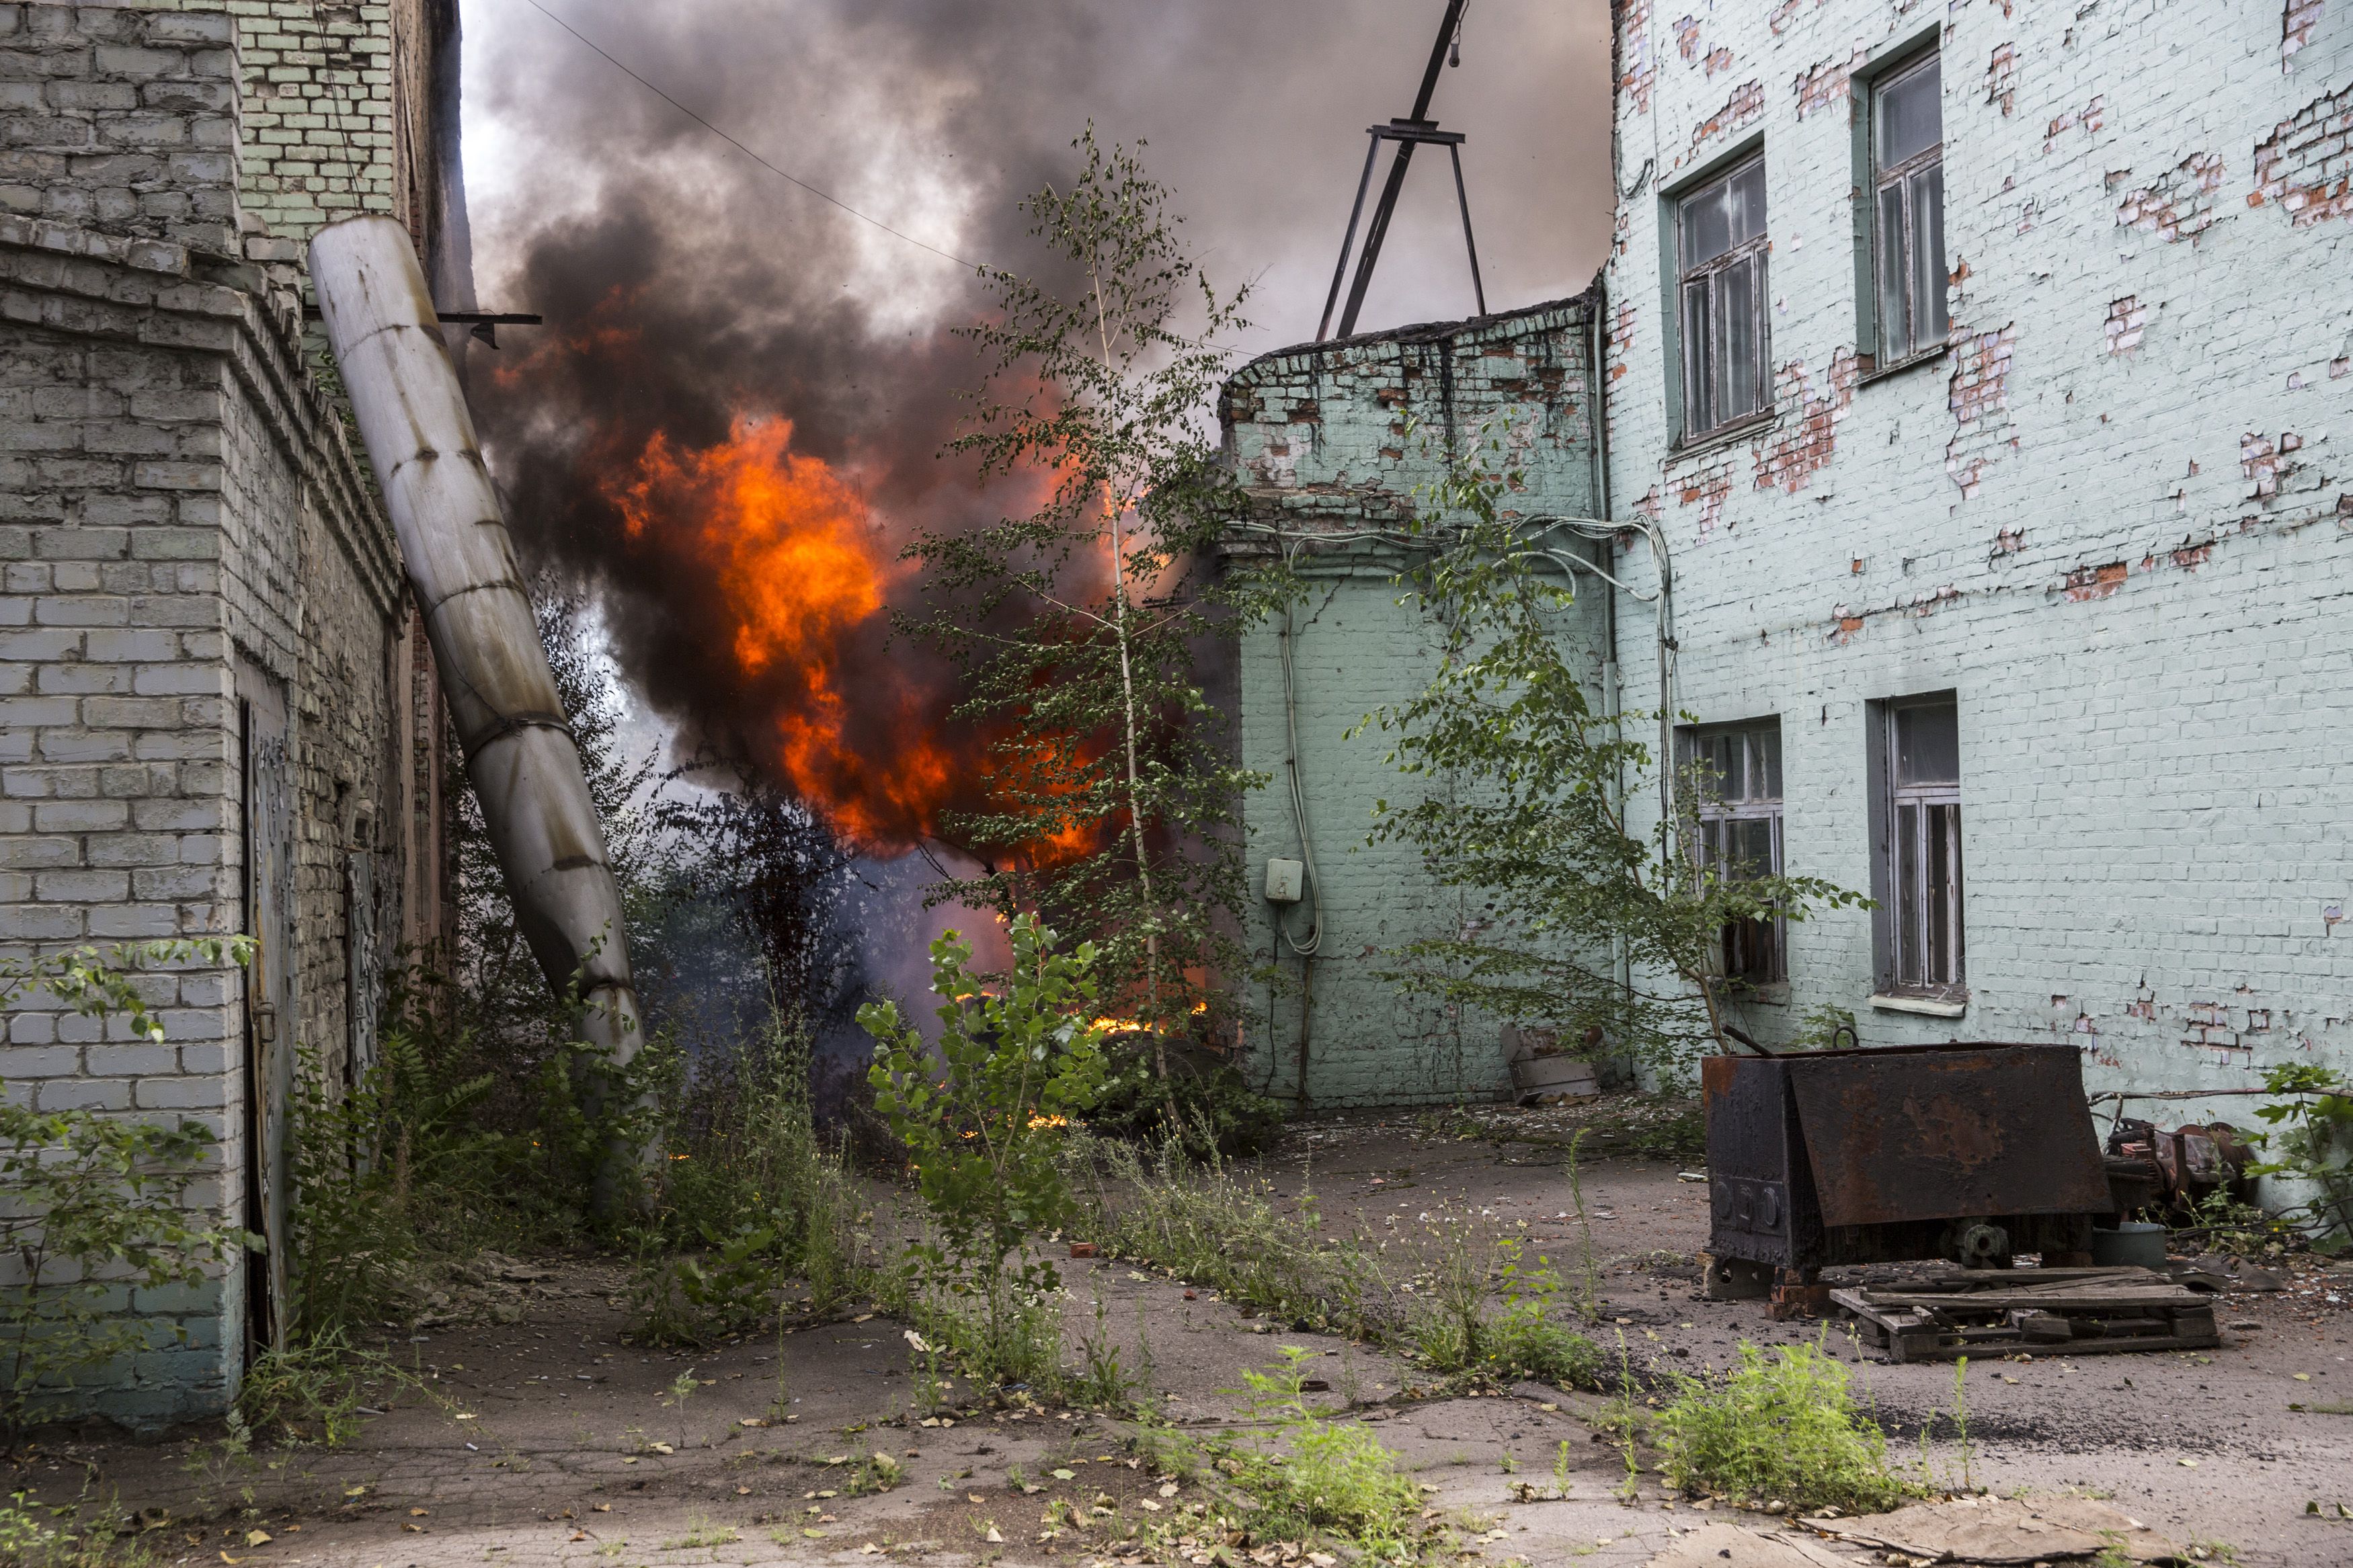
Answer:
[2104, 295, 2146, 355]
[1944, 323, 2016, 500]
[1754, 350, 1858, 493]
[2252, 85, 2353, 226]
[2116, 153, 2227, 241]
[2282, 0, 2324, 67]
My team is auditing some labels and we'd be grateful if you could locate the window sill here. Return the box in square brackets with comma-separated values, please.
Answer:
[1669, 411, 1777, 460]
[1858, 346, 1948, 388]
[1869, 992, 1967, 1018]
[1727, 981, 1790, 1006]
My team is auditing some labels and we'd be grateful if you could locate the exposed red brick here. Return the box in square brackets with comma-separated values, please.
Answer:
[1945, 323, 2016, 501]
[1753, 350, 1860, 495]
[2116, 153, 2227, 241]
[2284, 0, 2324, 65]
[1794, 49, 1862, 120]
[2252, 84, 2353, 226]
[1673, 14, 1701, 62]
[1619, 0, 1655, 115]
[2044, 95, 2107, 154]
[1683, 80, 1765, 165]
[2063, 561, 2129, 602]
[2104, 295, 2146, 354]
[1985, 43, 2016, 116]
[2240, 430, 2305, 500]
[1704, 46, 1733, 78]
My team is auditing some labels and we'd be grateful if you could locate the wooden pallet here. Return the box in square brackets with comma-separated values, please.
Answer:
[1831, 1266, 2219, 1362]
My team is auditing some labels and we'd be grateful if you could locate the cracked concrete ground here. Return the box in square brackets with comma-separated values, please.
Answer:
[11, 1108, 2351, 1568]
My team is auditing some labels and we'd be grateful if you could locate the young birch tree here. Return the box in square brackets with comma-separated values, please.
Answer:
[908, 130, 1260, 1079]
[1361, 443, 1867, 1071]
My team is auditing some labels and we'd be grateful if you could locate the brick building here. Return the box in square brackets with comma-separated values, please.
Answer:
[1224, 3, 2353, 1118]
[0, 1, 465, 1426]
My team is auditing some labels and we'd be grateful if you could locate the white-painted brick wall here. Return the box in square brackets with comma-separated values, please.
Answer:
[1599, 0, 2353, 1111]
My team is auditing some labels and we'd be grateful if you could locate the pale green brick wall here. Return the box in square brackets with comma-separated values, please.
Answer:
[1220, 298, 1609, 1108]
[1601, 0, 2353, 1120]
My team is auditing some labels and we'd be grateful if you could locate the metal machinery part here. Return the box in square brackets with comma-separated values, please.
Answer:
[308, 217, 645, 1117]
[1703, 1042, 2120, 1296]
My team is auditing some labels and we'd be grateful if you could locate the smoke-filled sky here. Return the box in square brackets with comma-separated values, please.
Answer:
[456, 0, 1613, 854]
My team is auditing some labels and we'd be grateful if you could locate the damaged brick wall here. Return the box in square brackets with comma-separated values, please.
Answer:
[1601, 0, 2353, 1106]
[1218, 296, 1608, 1108]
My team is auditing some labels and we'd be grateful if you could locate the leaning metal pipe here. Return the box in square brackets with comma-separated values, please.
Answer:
[309, 216, 642, 1080]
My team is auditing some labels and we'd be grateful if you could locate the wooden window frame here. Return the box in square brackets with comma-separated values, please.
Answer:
[1880, 699, 1965, 999]
[1685, 720, 1786, 986]
[1676, 156, 1771, 440]
[1871, 50, 1948, 366]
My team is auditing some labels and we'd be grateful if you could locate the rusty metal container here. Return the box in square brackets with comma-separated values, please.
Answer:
[1704, 1042, 2114, 1274]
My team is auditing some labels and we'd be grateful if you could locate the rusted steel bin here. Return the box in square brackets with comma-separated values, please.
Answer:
[1704, 1042, 2114, 1276]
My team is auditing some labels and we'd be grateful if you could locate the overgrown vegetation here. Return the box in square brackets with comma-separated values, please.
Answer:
[0, 940, 256, 1448]
[1356, 429, 1867, 1070]
[908, 128, 1264, 1122]
[1065, 1123, 1601, 1393]
[1203, 1347, 1423, 1545]
[2249, 1061, 2353, 1249]
[1650, 1338, 1919, 1513]
[862, 915, 1108, 1389]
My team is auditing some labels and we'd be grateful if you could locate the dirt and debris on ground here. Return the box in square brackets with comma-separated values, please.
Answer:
[7, 1098, 2348, 1567]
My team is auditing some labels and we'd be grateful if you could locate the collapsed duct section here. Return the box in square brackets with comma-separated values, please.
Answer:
[309, 216, 643, 1081]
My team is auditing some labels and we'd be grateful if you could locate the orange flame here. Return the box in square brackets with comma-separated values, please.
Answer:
[603, 416, 965, 850]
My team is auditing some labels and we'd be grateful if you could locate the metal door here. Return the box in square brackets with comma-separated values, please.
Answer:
[239, 681, 296, 1354]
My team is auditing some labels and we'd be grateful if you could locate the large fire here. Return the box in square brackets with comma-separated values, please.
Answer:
[602, 416, 963, 850]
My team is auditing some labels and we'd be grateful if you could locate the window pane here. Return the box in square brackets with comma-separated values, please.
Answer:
[1682, 180, 1730, 270]
[1876, 180, 1910, 359]
[1729, 159, 1767, 245]
[1925, 801, 1954, 983]
[1895, 702, 1959, 785]
[1714, 253, 1759, 421]
[1879, 56, 1941, 168]
[1897, 801, 1921, 985]
[1730, 818, 1774, 879]
[1913, 163, 1948, 343]
[1708, 732, 1743, 799]
[1681, 277, 1713, 431]
[1753, 727, 1782, 801]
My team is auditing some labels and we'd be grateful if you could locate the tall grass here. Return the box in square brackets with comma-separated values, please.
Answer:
[1065, 1125, 1398, 1342]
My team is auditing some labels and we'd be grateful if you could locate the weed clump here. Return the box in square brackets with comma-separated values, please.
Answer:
[1147, 1348, 1423, 1554]
[1651, 1339, 1917, 1514]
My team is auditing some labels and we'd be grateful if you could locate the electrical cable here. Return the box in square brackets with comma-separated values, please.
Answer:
[1275, 566, 1324, 960]
[518, 0, 980, 272]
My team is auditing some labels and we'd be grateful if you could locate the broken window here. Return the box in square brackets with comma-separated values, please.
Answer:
[1684, 720, 1784, 984]
[1872, 51, 1948, 363]
[1676, 156, 1769, 438]
[1884, 698, 1964, 995]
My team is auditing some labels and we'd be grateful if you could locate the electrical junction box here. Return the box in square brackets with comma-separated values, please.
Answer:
[1264, 858, 1304, 904]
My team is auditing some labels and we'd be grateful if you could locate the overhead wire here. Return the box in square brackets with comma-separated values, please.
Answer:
[517, 0, 980, 272]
